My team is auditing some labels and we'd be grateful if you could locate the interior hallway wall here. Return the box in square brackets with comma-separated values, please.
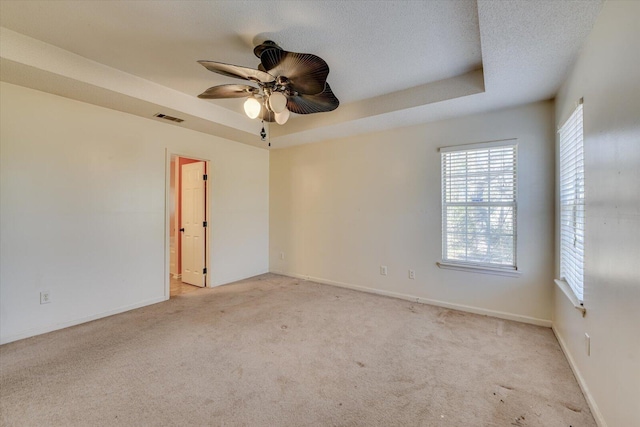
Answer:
[169, 156, 177, 276]
[270, 101, 555, 324]
[0, 82, 269, 344]
[553, 1, 640, 426]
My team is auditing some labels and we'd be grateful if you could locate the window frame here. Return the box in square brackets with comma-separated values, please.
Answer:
[438, 139, 519, 276]
[558, 100, 585, 303]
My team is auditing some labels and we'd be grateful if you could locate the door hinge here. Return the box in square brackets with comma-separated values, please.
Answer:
[203, 221, 207, 227]
[203, 174, 208, 181]
[203, 268, 207, 274]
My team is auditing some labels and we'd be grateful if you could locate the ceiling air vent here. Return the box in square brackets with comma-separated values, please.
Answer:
[154, 113, 184, 123]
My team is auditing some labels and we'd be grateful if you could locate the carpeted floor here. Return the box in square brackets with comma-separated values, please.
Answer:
[0, 273, 595, 426]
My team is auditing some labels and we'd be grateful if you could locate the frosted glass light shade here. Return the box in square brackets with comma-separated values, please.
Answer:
[268, 92, 287, 113]
[275, 108, 290, 125]
[243, 97, 261, 119]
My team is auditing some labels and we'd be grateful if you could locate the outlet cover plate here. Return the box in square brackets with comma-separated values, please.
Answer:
[40, 291, 51, 304]
[585, 333, 590, 356]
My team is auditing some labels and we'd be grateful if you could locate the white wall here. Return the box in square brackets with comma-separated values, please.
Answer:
[0, 82, 269, 344]
[553, 2, 640, 426]
[270, 101, 555, 324]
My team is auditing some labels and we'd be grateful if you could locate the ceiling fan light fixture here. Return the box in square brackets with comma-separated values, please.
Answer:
[268, 91, 287, 114]
[275, 108, 290, 125]
[243, 97, 261, 119]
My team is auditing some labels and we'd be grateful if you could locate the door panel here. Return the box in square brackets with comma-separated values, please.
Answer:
[181, 161, 206, 287]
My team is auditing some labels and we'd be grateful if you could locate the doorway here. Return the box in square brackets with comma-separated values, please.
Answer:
[168, 154, 210, 298]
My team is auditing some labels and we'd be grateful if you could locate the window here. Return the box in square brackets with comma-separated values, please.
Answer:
[440, 141, 517, 273]
[558, 101, 584, 301]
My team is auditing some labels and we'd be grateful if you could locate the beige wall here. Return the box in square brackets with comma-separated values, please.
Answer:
[0, 82, 269, 344]
[553, 2, 640, 426]
[270, 101, 555, 324]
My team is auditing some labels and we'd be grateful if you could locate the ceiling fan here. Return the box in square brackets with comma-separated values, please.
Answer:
[197, 41, 339, 126]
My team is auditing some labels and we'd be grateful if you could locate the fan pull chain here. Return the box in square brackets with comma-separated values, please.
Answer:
[260, 120, 267, 141]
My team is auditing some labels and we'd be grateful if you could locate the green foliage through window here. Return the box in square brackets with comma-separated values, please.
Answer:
[441, 143, 517, 269]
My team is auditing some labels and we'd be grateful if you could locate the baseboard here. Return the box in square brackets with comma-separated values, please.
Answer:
[552, 326, 607, 427]
[2, 269, 271, 345]
[0, 295, 167, 345]
[273, 271, 552, 328]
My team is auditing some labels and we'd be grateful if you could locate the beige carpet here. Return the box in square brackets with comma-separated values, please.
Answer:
[0, 273, 595, 426]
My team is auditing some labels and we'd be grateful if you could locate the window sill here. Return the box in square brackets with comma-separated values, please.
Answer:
[554, 279, 586, 317]
[436, 261, 521, 277]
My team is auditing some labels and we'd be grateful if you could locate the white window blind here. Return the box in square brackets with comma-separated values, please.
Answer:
[559, 102, 584, 301]
[441, 142, 517, 269]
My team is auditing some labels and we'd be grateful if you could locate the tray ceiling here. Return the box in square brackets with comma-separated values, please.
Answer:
[0, 1, 603, 148]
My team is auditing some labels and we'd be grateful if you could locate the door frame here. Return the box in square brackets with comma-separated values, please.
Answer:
[164, 149, 211, 298]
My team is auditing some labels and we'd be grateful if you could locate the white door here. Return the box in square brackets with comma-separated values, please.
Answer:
[181, 161, 206, 287]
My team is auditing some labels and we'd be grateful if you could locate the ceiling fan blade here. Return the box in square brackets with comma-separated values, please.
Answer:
[286, 83, 340, 115]
[260, 49, 329, 95]
[197, 84, 259, 99]
[253, 40, 283, 58]
[197, 60, 274, 84]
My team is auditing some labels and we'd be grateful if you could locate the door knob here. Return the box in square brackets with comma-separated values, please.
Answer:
[180, 228, 185, 232]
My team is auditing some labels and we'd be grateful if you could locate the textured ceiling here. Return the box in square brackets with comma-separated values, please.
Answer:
[0, 0, 603, 148]
[0, 1, 482, 105]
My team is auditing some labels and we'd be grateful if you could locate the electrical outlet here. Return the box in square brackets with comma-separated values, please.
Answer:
[40, 291, 51, 304]
[585, 333, 590, 356]
[280, 252, 285, 260]
[409, 269, 415, 279]
[380, 266, 388, 276]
